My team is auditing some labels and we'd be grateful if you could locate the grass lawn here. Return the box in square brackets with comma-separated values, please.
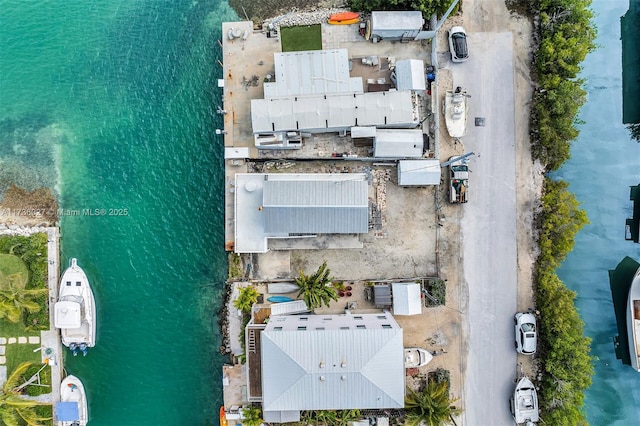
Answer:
[0, 253, 30, 288]
[280, 24, 322, 52]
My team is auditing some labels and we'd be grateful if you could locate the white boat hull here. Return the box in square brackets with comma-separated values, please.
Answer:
[58, 375, 88, 426]
[404, 347, 433, 368]
[444, 89, 468, 139]
[627, 266, 640, 372]
[55, 258, 96, 350]
[267, 282, 299, 294]
[510, 376, 539, 424]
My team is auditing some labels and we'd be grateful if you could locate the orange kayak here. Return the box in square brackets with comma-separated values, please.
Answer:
[329, 11, 359, 21]
[328, 17, 360, 25]
[220, 406, 228, 426]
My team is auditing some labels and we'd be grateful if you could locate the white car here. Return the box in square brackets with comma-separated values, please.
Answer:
[514, 312, 537, 355]
[448, 26, 469, 63]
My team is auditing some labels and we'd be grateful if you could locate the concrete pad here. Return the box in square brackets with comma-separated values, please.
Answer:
[18, 337, 27, 344]
[0, 338, 6, 344]
[8, 338, 16, 344]
[0, 356, 5, 364]
[0, 365, 6, 387]
[28, 336, 40, 344]
[0, 346, 5, 355]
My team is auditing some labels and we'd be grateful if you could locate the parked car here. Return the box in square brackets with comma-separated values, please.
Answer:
[448, 26, 469, 62]
[514, 312, 537, 355]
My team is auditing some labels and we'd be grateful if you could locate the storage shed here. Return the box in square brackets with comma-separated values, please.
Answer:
[369, 11, 425, 42]
[392, 59, 426, 92]
[392, 282, 422, 316]
[397, 159, 441, 186]
[374, 129, 424, 158]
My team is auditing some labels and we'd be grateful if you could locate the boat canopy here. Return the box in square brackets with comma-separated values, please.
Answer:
[56, 401, 79, 421]
[54, 301, 82, 328]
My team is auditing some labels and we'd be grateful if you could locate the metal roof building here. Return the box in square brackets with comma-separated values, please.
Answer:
[393, 59, 426, 92]
[373, 128, 424, 158]
[251, 90, 419, 133]
[234, 173, 369, 253]
[260, 312, 405, 422]
[397, 159, 441, 186]
[264, 49, 364, 98]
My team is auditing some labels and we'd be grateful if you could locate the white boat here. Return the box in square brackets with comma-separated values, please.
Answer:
[54, 258, 96, 355]
[56, 375, 88, 426]
[444, 87, 468, 139]
[267, 282, 299, 294]
[510, 376, 539, 425]
[627, 265, 640, 371]
[404, 347, 433, 368]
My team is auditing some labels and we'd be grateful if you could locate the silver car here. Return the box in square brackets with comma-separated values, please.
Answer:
[448, 26, 469, 63]
[514, 312, 537, 355]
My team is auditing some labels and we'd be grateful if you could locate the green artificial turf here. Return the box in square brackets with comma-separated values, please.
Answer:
[280, 24, 322, 52]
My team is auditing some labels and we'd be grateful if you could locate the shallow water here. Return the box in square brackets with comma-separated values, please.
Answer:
[1, 1, 238, 424]
[554, 0, 640, 423]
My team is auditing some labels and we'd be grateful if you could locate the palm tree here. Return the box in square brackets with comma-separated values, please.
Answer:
[405, 380, 462, 426]
[0, 284, 47, 323]
[0, 362, 52, 426]
[295, 261, 338, 310]
[233, 285, 260, 314]
[241, 405, 263, 426]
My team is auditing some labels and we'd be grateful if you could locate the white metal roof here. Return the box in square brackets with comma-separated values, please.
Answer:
[234, 173, 369, 253]
[392, 282, 422, 316]
[374, 129, 424, 158]
[251, 91, 418, 133]
[394, 59, 426, 92]
[370, 11, 424, 31]
[263, 49, 363, 98]
[261, 313, 405, 411]
[397, 159, 441, 186]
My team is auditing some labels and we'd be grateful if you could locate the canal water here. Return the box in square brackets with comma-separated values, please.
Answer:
[1, 1, 238, 424]
[554, 0, 640, 424]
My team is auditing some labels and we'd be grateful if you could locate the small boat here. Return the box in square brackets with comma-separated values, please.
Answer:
[404, 347, 433, 368]
[56, 375, 88, 426]
[510, 376, 539, 425]
[627, 265, 640, 371]
[328, 17, 360, 25]
[444, 87, 469, 139]
[219, 406, 228, 426]
[267, 295, 294, 303]
[329, 11, 359, 21]
[54, 258, 96, 356]
[267, 282, 299, 294]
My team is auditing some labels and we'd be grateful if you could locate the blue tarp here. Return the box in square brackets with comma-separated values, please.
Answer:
[56, 401, 79, 421]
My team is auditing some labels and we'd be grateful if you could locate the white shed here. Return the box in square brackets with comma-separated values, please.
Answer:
[397, 159, 441, 186]
[392, 282, 422, 316]
[374, 129, 424, 158]
[393, 59, 426, 92]
[369, 11, 425, 42]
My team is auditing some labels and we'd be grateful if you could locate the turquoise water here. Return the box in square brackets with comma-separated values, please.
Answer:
[554, 0, 640, 424]
[1, 1, 238, 424]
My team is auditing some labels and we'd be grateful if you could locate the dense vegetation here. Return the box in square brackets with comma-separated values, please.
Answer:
[0, 234, 49, 329]
[405, 369, 460, 426]
[536, 179, 593, 424]
[526, 0, 597, 170]
[348, 0, 454, 17]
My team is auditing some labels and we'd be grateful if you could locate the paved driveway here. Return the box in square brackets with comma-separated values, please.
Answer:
[453, 31, 519, 426]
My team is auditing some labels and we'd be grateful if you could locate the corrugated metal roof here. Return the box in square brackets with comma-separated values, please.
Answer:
[398, 160, 441, 186]
[251, 91, 418, 133]
[394, 59, 426, 91]
[263, 179, 369, 234]
[374, 129, 424, 158]
[371, 11, 424, 31]
[263, 49, 363, 98]
[261, 314, 405, 411]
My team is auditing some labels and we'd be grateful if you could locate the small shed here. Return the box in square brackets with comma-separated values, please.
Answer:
[393, 59, 426, 92]
[392, 282, 422, 316]
[374, 129, 424, 158]
[397, 159, 441, 186]
[369, 11, 425, 42]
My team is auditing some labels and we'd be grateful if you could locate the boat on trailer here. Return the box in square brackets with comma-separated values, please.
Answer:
[54, 258, 96, 356]
[444, 87, 469, 139]
[510, 376, 539, 426]
[628, 265, 640, 372]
